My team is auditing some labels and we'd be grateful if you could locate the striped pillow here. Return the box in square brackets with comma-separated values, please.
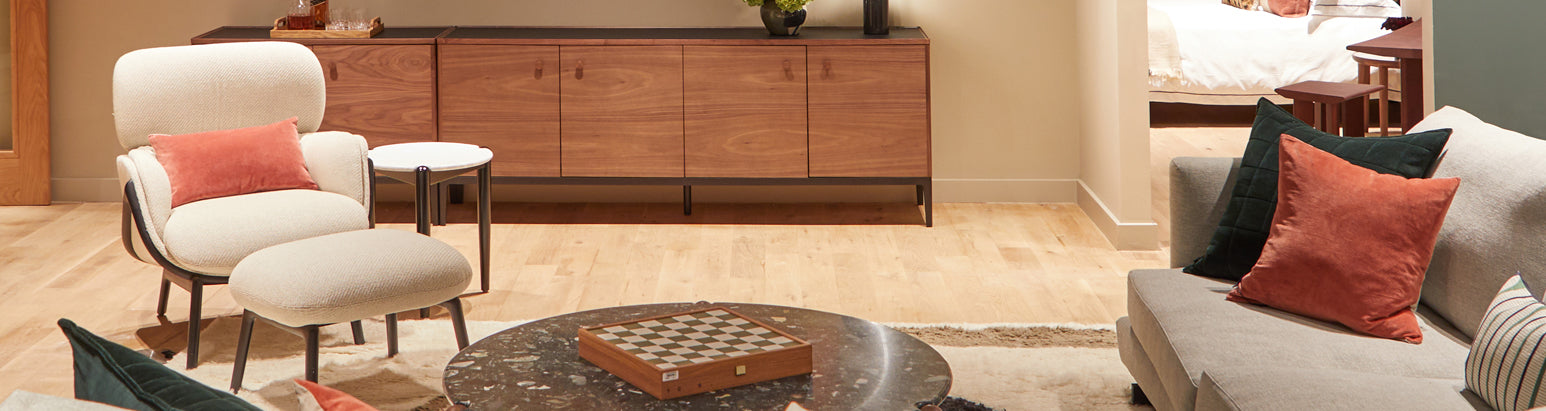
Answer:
[1466, 275, 1546, 411]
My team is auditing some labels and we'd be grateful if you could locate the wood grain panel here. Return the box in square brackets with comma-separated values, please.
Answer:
[312, 44, 436, 147]
[0, 0, 50, 205]
[808, 45, 930, 177]
[560, 46, 684, 177]
[684, 46, 807, 178]
[438, 45, 560, 177]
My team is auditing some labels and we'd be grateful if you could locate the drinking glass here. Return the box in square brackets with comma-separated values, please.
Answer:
[348, 9, 368, 31]
[328, 8, 349, 30]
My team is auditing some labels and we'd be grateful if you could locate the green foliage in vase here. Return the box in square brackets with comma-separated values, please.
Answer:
[742, 0, 812, 13]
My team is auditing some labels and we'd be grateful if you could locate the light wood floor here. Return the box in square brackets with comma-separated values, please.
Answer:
[0, 127, 1244, 400]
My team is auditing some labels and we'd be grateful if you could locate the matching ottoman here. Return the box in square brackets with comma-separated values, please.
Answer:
[227, 229, 472, 392]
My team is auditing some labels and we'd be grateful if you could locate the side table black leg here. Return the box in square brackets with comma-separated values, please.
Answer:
[683, 185, 693, 216]
[415, 166, 431, 236]
[478, 164, 492, 293]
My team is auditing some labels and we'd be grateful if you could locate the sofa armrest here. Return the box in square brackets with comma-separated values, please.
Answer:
[1169, 157, 1241, 268]
[299, 131, 371, 207]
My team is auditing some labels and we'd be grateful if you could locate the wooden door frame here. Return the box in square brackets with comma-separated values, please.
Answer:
[1, 0, 49, 205]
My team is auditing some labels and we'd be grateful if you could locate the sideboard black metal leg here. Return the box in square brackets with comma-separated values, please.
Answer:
[916, 184, 924, 206]
[923, 181, 934, 228]
[415, 166, 431, 236]
[434, 182, 448, 226]
[683, 185, 693, 215]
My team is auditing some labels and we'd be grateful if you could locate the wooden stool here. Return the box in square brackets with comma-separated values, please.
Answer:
[1275, 81, 1385, 137]
[1355, 53, 1400, 136]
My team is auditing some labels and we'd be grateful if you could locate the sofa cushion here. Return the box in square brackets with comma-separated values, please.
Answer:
[1410, 106, 1546, 339]
[1184, 98, 1451, 281]
[1226, 135, 1459, 344]
[161, 189, 368, 276]
[1465, 275, 1546, 411]
[1196, 367, 1488, 411]
[1126, 269, 1471, 410]
[57, 319, 263, 411]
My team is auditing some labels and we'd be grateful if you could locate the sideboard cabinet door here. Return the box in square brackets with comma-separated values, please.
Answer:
[311, 44, 436, 147]
[439, 45, 561, 177]
[560, 46, 685, 178]
[807, 45, 930, 177]
[684, 46, 808, 178]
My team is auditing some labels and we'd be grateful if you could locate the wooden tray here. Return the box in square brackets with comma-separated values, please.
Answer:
[270, 17, 382, 39]
[577, 306, 813, 400]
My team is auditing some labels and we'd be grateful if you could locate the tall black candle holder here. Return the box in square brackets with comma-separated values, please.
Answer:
[864, 0, 888, 35]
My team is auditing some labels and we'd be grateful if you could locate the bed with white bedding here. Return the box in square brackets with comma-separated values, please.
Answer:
[1148, 0, 1402, 105]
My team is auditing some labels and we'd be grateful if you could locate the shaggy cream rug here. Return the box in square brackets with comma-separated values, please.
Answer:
[165, 318, 1150, 410]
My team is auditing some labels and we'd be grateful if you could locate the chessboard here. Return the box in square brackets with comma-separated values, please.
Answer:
[577, 306, 813, 400]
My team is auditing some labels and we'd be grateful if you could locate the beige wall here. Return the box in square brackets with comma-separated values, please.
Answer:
[46, 0, 1151, 246]
[1074, 0, 1156, 250]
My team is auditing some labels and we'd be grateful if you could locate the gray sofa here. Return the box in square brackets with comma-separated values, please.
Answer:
[1119, 106, 1546, 411]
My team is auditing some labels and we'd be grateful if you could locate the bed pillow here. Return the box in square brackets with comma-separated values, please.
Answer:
[1467, 275, 1546, 411]
[1310, 0, 1402, 18]
[148, 117, 319, 208]
[1182, 98, 1451, 281]
[1226, 135, 1459, 344]
[1264, 0, 1311, 17]
[1222, 0, 1259, 11]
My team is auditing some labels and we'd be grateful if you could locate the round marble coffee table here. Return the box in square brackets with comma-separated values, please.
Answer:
[443, 302, 952, 410]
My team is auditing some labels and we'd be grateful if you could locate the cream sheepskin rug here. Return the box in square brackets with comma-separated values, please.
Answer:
[166, 317, 1150, 410]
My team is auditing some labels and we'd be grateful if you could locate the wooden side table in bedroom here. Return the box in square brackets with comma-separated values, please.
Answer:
[1348, 19, 1423, 133]
[1275, 81, 1385, 137]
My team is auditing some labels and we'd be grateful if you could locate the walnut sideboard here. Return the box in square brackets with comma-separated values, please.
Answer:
[193, 26, 934, 226]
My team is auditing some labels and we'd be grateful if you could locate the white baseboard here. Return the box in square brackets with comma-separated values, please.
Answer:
[1076, 181, 1158, 251]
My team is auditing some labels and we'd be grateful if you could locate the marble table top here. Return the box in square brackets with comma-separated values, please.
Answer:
[443, 302, 953, 410]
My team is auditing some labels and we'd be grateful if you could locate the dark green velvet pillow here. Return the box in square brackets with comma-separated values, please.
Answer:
[1182, 98, 1452, 281]
[58, 319, 262, 411]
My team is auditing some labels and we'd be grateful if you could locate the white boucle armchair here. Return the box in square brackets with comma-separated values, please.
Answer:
[113, 42, 373, 369]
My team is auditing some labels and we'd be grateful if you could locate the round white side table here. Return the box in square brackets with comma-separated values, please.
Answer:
[368, 142, 494, 292]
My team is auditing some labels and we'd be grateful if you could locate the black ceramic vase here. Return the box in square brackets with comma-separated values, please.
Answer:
[864, 0, 889, 35]
[760, 2, 807, 36]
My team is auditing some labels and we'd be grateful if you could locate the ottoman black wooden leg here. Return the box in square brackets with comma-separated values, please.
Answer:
[303, 325, 320, 383]
[386, 313, 399, 358]
[350, 320, 365, 345]
[441, 299, 470, 349]
[230, 311, 257, 393]
[155, 278, 170, 316]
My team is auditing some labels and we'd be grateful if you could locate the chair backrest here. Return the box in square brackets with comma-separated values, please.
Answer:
[113, 41, 325, 150]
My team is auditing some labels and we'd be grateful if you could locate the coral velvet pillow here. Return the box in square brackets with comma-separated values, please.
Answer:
[295, 379, 378, 411]
[148, 117, 318, 208]
[1226, 135, 1459, 344]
